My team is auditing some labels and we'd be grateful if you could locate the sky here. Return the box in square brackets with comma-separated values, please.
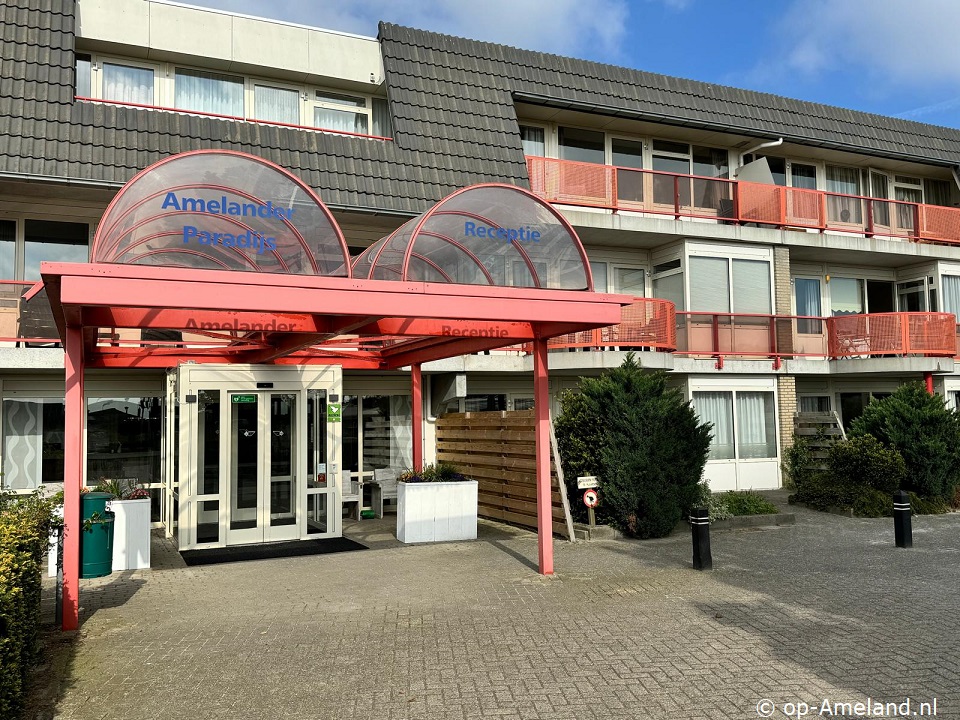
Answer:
[182, 0, 960, 130]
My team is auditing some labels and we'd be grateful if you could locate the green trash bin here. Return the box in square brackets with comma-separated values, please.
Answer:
[80, 492, 115, 578]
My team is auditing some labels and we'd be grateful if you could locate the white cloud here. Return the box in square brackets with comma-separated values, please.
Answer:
[769, 0, 960, 90]
[182, 0, 630, 60]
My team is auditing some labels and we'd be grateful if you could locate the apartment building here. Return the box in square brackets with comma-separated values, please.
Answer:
[5, 0, 960, 570]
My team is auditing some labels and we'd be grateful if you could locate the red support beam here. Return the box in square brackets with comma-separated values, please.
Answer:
[62, 326, 84, 631]
[533, 336, 554, 575]
[925, 371, 934, 394]
[412, 364, 423, 472]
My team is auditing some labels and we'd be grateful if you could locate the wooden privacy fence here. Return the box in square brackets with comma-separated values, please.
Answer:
[435, 409, 574, 539]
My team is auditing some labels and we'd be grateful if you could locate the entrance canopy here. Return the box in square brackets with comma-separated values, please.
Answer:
[352, 184, 592, 290]
[90, 150, 351, 276]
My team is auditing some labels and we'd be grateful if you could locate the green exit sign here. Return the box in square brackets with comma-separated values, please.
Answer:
[232, 394, 257, 404]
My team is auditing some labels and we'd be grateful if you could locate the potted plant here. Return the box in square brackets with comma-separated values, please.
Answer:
[95, 478, 151, 570]
[396, 462, 478, 543]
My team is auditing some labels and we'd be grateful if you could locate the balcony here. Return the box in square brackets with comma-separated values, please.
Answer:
[540, 304, 956, 368]
[526, 156, 960, 246]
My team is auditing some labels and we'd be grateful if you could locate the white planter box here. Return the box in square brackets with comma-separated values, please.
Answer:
[107, 498, 151, 570]
[396, 480, 478, 543]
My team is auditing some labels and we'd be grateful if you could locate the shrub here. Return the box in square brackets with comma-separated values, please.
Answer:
[554, 356, 712, 538]
[781, 435, 817, 490]
[850, 383, 960, 501]
[555, 389, 607, 524]
[828, 435, 906, 494]
[721, 490, 779, 516]
[0, 490, 59, 719]
[397, 461, 466, 483]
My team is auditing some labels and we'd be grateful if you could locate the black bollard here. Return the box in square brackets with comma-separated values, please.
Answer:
[893, 490, 912, 548]
[691, 506, 712, 570]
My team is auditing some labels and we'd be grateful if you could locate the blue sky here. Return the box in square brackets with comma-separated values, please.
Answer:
[184, 0, 960, 129]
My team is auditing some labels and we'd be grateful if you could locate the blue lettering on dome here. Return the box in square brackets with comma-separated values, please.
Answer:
[463, 221, 541, 243]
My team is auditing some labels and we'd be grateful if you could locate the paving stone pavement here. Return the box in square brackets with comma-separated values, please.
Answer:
[28, 505, 960, 720]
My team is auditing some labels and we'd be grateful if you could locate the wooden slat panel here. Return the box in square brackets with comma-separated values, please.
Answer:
[437, 410, 570, 538]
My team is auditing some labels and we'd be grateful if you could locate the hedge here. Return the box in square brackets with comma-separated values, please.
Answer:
[0, 491, 59, 719]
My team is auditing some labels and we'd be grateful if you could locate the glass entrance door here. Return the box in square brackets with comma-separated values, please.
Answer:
[226, 391, 299, 545]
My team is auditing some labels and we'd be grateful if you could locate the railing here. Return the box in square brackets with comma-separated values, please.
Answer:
[828, 312, 956, 358]
[525, 156, 960, 246]
[543, 298, 676, 351]
[539, 304, 956, 367]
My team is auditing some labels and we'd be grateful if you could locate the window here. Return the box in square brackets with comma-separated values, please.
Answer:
[558, 127, 604, 164]
[652, 259, 684, 311]
[829, 277, 865, 316]
[253, 84, 299, 124]
[175, 68, 244, 116]
[75, 53, 91, 97]
[0, 221, 14, 280]
[590, 261, 608, 292]
[651, 141, 728, 209]
[2, 398, 65, 490]
[825, 165, 862, 224]
[692, 390, 777, 461]
[924, 179, 952, 207]
[102, 61, 154, 105]
[794, 277, 822, 333]
[312, 90, 369, 134]
[23, 220, 89, 280]
[372, 97, 392, 137]
[613, 267, 645, 297]
[688, 256, 771, 315]
[612, 138, 644, 203]
[799, 395, 831, 413]
[342, 395, 412, 476]
[520, 125, 545, 156]
[87, 396, 164, 521]
[464, 395, 506, 412]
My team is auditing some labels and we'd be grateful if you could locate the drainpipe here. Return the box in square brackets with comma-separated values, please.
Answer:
[924, 371, 934, 395]
[736, 138, 784, 175]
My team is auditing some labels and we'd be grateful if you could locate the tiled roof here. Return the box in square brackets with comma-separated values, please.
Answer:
[2, 2, 960, 218]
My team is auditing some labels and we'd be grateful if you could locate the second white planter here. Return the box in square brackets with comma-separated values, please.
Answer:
[396, 480, 478, 543]
[107, 497, 151, 570]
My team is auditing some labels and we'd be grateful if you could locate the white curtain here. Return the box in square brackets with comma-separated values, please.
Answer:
[826, 166, 863, 224]
[175, 69, 243, 116]
[254, 85, 299, 124]
[314, 107, 367, 134]
[737, 392, 776, 459]
[942, 275, 960, 315]
[693, 392, 734, 460]
[103, 63, 154, 104]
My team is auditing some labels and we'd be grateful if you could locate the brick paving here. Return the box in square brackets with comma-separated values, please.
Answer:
[27, 503, 960, 720]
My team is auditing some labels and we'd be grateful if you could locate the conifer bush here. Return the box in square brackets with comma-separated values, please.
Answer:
[849, 383, 960, 502]
[554, 356, 712, 538]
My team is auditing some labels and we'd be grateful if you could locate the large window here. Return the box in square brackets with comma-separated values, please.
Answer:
[559, 127, 604, 164]
[175, 68, 244, 116]
[652, 141, 728, 208]
[693, 390, 777, 461]
[342, 395, 412, 475]
[86, 396, 164, 520]
[688, 256, 771, 315]
[826, 165, 863, 224]
[102, 61, 155, 105]
[23, 220, 89, 280]
[312, 90, 369, 134]
[75, 54, 389, 138]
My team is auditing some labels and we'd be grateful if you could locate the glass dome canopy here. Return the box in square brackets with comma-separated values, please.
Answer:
[91, 150, 351, 276]
[352, 184, 593, 290]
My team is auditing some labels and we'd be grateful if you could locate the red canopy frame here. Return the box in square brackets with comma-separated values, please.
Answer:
[43, 261, 632, 631]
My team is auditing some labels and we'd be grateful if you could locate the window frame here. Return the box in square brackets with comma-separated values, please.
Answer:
[92, 55, 162, 106]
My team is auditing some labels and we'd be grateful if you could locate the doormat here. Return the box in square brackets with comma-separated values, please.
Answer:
[179, 537, 368, 567]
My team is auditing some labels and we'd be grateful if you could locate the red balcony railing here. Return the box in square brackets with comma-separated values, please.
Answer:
[526, 156, 960, 246]
[540, 303, 956, 367]
[544, 298, 676, 351]
[827, 312, 956, 358]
